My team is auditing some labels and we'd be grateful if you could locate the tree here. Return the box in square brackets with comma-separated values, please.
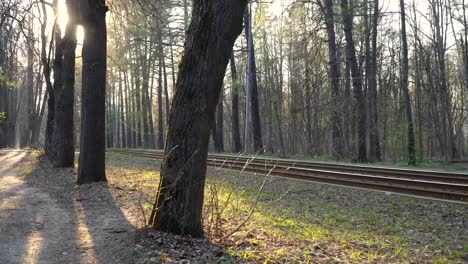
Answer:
[77, 0, 108, 184]
[42, 0, 58, 156]
[341, 0, 367, 162]
[52, 0, 77, 167]
[149, 0, 247, 237]
[230, 52, 242, 153]
[400, 0, 416, 165]
[320, 0, 344, 159]
[244, 5, 263, 153]
[366, 0, 381, 161]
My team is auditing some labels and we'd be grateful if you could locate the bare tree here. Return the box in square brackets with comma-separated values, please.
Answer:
[149, 0, 247, 237]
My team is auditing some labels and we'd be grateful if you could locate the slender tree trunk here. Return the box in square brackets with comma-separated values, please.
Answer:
[160, 33, 170, 127]
[366, 0, 381, 161]
[157, 54, 164, 149]
[341, 0, 367, 162]
[141, 42, 151, 148]
[400, 0, 416, 165]
[78, 0, 108, 184]
[41, 0, 56, 154]
[25, 25, 34, 148]
[149, 0, 247, 237]
[119, 71, 126, 148]
[322, 0, 344, 159]
[230, 53, 242, 152]
[215, 89, 224, 152]
[134, 55, 143, 148]
[244, 6, 263, 153]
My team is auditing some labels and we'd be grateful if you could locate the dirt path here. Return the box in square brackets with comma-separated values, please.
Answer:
[0, 150, 136, 264]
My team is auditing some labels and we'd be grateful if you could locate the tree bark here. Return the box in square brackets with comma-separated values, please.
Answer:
[41, 0, 56, 155]
[341, 0, 367, 162]
[369, 0, 381, 161]
[149, 0, 247, 237]
[215, 89, 224, 152]
[157, 54, 164, 149]
[77, 0, 108, 184]
[244, 6, 263, 153]
[52, 0, 77, 167]
[230, 52, 242, 152]
[400, 0, 416, 165]
[322, 0, 344, 159]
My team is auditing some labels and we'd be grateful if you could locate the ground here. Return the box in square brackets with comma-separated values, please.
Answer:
[0, 150, 135, 264]
[0, 150, 467, 264]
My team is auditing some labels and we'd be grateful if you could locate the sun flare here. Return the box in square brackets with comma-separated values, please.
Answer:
[57, 0, 84, 44]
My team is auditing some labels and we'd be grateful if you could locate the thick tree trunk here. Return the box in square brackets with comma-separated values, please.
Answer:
[77, 0, 108, 184]
[149, 0, 246, 237]
[230, 53, 242, 153]
[341, 0, 367, 162]
[52, 0, 77, 167]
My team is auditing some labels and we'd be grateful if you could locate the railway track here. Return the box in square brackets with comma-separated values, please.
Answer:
[109, 149, 468, 203]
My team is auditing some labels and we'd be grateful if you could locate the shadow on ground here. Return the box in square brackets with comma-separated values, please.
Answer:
[0, 151, 136, 263]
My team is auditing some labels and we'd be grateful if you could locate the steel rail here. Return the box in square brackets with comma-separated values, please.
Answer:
[109, 149, 468, 203]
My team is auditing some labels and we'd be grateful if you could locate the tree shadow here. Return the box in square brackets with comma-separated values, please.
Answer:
[0, 151, 82, 263]
[76, 181, 136, 263]
[0, 152, 137, 264]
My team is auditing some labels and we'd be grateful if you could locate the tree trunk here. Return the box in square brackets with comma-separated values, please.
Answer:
[141, 42, 151, 149]
[41, 0, 56, 155]
[215, 89, 224, 152]
[52, 0, 76, 167]
[134, 55, 143, 148]
[244, 6, 263, 153]
[322, 0, 344, 159]
[230, 52, 242, 152]
[369, 0, 381, 161]
[77, 0, 108, 184]
[400, 0, 416, 165]
[341, 0, 367, 162]
[157, 54, 164, 149]
[119, 71, 127, 148]
[149, 0, 247, 237]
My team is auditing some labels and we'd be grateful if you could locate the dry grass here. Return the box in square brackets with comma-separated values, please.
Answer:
[106, 152, 468, 264]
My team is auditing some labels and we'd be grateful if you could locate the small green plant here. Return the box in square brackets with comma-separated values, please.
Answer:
[22, 167, 32, 175]
[433, 257, 450, 264]
[463, 244, 468, 253]
[0, 112, 6, 123]
[449, 250, 463, 259]
[349, 250, 362, 260]
[31, 150, 43, 160]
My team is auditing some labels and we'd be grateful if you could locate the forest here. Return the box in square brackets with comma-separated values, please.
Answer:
[0, 0, 467, 263]
[1, 0, 467, 163]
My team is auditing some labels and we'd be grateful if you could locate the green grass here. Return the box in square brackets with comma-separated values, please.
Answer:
[106, 153, 468, 263]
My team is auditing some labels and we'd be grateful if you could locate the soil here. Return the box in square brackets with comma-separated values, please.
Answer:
[0, 150, 137, 264]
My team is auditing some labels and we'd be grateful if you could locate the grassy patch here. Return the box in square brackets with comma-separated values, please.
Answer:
[106, 153, 468, 263]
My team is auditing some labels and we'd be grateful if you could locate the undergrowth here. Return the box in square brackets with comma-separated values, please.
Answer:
[106, 152, 468, 263]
